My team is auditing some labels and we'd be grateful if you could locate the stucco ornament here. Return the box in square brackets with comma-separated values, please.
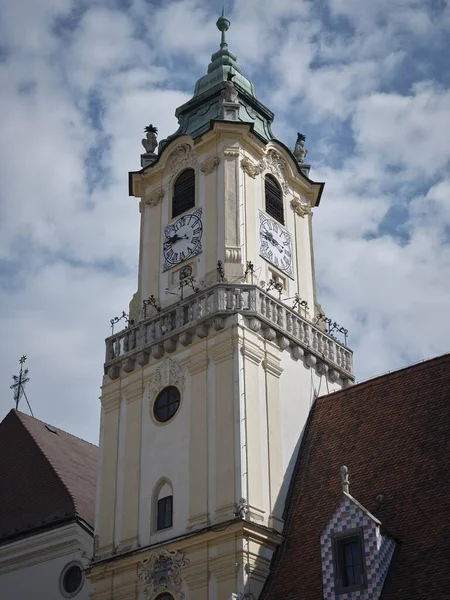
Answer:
[147, 357, 187, 401]
[168, 144, 198, 184]
[200, 155, 220, 175]
[138, 548, 189, 599]
[241, 157, 261, 179]
[145, 189, 164, 207]
[261, 149, 290, 193]
[290, 197, 312, 217]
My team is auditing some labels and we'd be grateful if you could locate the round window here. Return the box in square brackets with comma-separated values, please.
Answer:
[60, 563, 83, 598]
[153, 386, 181, 422]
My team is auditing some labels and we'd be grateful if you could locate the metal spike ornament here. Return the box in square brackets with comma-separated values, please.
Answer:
[10, 355, 30, 410]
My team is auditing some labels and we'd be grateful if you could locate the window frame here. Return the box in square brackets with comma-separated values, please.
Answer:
[153, 386, 181, 423]
[157, 494, 173, 530]
[59, 561, 85, 599]
[332, 528, 367, 595]
[172, 168, 196, 219]
[264, 173, 284, 225]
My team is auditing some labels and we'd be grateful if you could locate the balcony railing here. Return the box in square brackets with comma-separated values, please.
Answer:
[105, 283, 353, 379]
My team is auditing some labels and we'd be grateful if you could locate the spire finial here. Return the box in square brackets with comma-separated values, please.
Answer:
[216, 8, 231, 49]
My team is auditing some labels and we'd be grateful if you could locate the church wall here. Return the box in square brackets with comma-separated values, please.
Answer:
[138, 353, 192, 546]
[277, 348, 344, 518]
[0, 523, 93, 600]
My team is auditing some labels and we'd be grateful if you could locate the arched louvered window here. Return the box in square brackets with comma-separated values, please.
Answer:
[172, 168, 195, 218]
[265, 174, 284, 224]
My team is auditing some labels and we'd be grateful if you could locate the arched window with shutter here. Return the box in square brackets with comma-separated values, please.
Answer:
[265, 174, 284, 224]
[172, 168, 195, 218]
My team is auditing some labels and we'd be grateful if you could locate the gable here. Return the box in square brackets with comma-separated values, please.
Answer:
[321, 495, 395, 599]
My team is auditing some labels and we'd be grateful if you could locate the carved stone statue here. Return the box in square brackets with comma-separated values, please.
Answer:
[142, 124, 158, 154]
[221, 72, 238, 103]
[293, 132, 308, 163]
[340, 465, 350, 494]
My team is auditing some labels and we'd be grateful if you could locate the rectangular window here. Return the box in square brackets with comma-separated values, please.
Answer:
[157, 495, 173, 530]
[333, 530, 366, 594]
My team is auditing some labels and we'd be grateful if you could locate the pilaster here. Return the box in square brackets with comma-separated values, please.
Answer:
[120, 375, 144, 549]
[182, 349, 210, 529]
[210, 335, 237, 520]
[240, 333, 266, 522]
[262, 347, 284, 530]
[98, 381, 121, 552]
[223, 147, 242, 279]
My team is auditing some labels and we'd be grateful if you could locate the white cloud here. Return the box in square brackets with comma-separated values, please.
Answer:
[0, 0, 449, 444]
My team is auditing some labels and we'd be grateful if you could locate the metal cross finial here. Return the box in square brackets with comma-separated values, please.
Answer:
[10, 355, 32, 414]
[341, 465, 350, 494]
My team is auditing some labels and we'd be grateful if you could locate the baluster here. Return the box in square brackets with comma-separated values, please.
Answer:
[248, 288, 257, 311]
[234, 288, 242, 310]
[286, 312, 292, 333]
[292, 316, 299, 339]
[260, 293, 266, 317]
[206, 291, 213, 314]
[217, 287, 226, 311]
[130, 329, 136, 351]
[170, 310, 176, 331]
[336, 347, 342, 368]
[196, 297, 203, 319]
[317, 332, 324, 356]
[304, 323, 311, 347]
[105, 339, 114, 361]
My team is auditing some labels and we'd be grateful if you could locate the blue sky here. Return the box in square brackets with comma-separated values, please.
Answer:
[1, 0, 449, 443]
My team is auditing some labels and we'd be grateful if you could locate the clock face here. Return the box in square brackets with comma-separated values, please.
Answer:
[259, 212, 293, 277]
[163, 208, 203, 271]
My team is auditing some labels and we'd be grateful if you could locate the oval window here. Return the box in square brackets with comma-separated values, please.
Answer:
[60, 563, 83, 598]
[153, 386, 181, 422]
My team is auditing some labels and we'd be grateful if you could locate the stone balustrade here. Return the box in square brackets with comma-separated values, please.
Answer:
[104, 284, 353, 382]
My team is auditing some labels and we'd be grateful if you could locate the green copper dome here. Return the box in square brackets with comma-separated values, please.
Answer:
[160, 10, 274, 148]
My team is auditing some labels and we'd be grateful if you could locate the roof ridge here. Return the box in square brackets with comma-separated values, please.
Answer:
[13, 411, 80, 519]
[319, 351, 450, 401]
[14, 409, 98, 448]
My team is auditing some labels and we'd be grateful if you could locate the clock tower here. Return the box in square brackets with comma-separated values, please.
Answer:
[90, 12, 354, 600]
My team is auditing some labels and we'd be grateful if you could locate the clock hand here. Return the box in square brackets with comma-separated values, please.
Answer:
[263, 231, 284, 253]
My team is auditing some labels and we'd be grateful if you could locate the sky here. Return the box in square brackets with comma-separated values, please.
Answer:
[1, 0, 449, 444]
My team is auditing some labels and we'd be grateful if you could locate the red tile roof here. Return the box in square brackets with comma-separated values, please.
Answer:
[0, 410, 98, 542]
[261, 353, 450, 600]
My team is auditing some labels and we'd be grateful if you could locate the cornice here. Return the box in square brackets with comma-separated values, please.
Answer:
[209, 339, 235, 364]
[101, 393, 121, 413]
[0, 522, 92, 574]
[262, 353, 283, 378]
[181, 351, 209, 375]
[240, 339, 264, 365]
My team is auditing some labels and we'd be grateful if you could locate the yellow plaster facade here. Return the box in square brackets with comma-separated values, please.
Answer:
[90, 122, 353, 599]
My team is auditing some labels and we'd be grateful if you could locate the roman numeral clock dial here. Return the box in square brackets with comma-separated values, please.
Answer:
[163, 208, 203, 271]
[259, 212, 293, 277]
